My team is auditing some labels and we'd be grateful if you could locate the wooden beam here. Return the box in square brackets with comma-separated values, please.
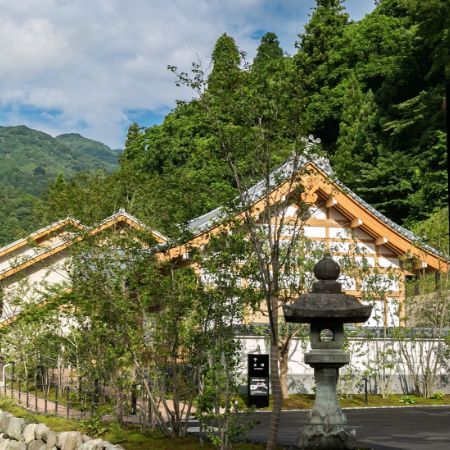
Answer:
[325, 197, 337, 208]
[375, 236, 388, 246]
[350, 218, 363, 228]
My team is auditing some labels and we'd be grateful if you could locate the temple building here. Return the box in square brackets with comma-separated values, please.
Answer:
[167, 155, 448, 327]
[1, 155, 448, 393]
[0, 156, 447, 327]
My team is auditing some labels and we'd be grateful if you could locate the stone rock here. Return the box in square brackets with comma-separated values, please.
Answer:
[81, 435, 92, 443]
[0, 413, 11, 433]
[34, 424, 49, 442]
[23, 424, 37, 444]
[44, 430, 57, 448]
[0, 439, 10, 450]
[1, 441, 26, 450]
[27, 440, 46, 450]
[79, 438, 107, 450]
[5, 417, 25, 441]
[57, 431, 83, 450]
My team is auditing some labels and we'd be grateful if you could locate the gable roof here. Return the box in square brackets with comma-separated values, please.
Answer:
[0, 217, 84, 259]
[179, 154, 448, 272]
[186, 154, 333, 235]
[0, 210, 168, 282]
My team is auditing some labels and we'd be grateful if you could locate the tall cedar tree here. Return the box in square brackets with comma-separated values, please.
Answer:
[294, 0, 349, 150]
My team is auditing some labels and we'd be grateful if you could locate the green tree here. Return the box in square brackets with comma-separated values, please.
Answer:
[294, 0, 349, 148]
[121, 122, 143, 163]
[170, 39, 322, 448]
[333, 77, 380, 186]
[252, 32, 283, 70]
[208, 33, 242, 96]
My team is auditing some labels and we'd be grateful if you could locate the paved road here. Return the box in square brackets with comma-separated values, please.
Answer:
[246, 407, 450, 450]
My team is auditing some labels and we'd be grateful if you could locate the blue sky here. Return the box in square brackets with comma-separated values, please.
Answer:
[0, 0, 375, 149]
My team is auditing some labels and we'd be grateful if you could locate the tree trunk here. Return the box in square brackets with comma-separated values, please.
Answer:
[446, 81, 450, 256]
[279, 345, 289, 400]
[266, 341, 282, 450]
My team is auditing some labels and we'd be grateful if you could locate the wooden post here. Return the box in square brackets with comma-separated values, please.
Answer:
[35, 372, 38, 412]
[55, 385, 58, 416]
[10, 363, 14, 399]
[66, 387, 70, 419]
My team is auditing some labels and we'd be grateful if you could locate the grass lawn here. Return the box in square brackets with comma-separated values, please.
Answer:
[2, 393, 448, 449]
[0, 395, 268, 450]
[260, 393, 450, 410]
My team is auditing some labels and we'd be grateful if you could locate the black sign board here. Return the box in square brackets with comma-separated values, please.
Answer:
[248, 354, 269, 407]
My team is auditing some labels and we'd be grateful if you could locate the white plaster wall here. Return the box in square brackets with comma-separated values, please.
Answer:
[239, 335, 449, 394]
[309, 206, 327, 220]
[1, 254, 69, 323]
[303, 226, 326, 238]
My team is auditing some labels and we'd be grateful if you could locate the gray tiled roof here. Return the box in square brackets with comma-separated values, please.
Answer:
[187, 153, 448, 261]
[187, 153, 333, 234]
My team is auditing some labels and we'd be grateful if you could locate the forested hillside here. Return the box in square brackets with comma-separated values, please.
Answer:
[3, 0, 449, 252]
[0, 126, 119, 245]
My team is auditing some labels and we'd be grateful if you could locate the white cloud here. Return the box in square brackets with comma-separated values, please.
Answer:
[0, 0, 375, 148]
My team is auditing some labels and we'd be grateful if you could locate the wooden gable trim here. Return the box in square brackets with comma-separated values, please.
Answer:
[0, 218, 84, 259]
[0, 213, 167, 282]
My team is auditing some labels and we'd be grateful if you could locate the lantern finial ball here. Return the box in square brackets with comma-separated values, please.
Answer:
[313, 254, 340, 281]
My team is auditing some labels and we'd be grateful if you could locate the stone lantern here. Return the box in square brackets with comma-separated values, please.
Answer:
[283, 254, 372, 450]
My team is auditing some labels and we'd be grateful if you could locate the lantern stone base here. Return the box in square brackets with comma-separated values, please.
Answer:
[297, 424, 357, 450]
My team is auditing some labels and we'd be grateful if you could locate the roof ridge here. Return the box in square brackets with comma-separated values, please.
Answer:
[96, 209, 168, 242]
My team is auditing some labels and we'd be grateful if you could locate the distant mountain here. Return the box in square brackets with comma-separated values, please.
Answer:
[0, 125, 120, 245]
[0, 126, 119, 197]
[56, 133, 122, 166]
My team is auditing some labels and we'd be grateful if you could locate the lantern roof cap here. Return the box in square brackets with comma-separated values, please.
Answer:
[283, 255, 372, 324]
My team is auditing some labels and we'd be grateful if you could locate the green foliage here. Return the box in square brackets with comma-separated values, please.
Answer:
[56, 133, 121, 165]
[252, 32, 283, 70]
[399, 395, 417, 405]
[411, 207, 449, 255]
[80, 415, 109, 437]
[0, 126, 117, 196]
[294, 0, 349, 146]
[431, 391, 445, 400]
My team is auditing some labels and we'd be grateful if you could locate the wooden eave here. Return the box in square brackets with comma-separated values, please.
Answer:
[0, 214, 167, 282]
[305, 164, 449, 273]
[0, 218, 84, 258]
[167, 162, 449, 273]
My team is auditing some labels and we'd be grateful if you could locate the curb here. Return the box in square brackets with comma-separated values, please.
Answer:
[252, 404, 450, 413]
